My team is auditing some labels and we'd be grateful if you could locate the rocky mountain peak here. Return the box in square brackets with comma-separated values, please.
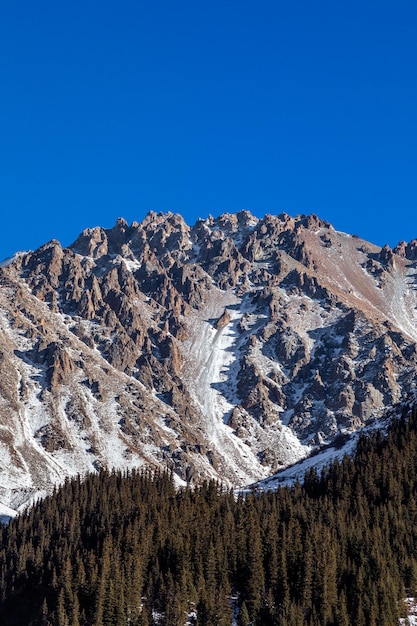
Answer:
[71, 226, 109, 258]
[1, 210, 417, 513]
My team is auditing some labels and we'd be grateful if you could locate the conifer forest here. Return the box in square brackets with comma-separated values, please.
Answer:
[2, 408, 417, 625]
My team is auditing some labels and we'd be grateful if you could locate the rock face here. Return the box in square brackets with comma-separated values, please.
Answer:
[1, 210, 417, 511]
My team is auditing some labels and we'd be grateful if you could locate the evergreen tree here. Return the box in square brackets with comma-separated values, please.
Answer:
[237, 601, 250, 626]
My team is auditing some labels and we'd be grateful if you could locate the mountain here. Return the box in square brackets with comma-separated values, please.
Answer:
[1, 210, 417, 513]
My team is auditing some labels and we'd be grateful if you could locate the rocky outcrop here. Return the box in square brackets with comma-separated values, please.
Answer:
[215, 309, 231, 329]
[394, 239, 417, 260]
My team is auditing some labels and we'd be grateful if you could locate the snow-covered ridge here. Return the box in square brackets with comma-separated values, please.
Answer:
[0, 251, 28, 268]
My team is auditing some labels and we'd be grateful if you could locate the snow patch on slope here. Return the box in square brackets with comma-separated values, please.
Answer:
[250, 414, 391, 491]
[181, 290, 310, 485]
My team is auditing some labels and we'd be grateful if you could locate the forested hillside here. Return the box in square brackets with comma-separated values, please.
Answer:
[2, 406, 417, 625]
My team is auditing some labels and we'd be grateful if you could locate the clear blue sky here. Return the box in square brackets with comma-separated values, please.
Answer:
[0, 1, 416, 260]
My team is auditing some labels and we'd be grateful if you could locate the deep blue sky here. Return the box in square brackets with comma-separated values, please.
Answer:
[1, 1, 416, 260]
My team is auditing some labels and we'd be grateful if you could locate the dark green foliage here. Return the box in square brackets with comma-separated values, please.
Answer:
[2, 407, 417, 624]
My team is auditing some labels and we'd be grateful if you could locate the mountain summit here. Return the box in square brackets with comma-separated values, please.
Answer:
[1, 211, 417, 513]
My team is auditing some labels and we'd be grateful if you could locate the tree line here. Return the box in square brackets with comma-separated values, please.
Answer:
[2, 407, 417, 625]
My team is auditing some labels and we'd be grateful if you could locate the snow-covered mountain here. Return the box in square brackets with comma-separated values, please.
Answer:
[1, 210, 417, 514]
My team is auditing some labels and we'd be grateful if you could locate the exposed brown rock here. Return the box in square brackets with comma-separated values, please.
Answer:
[215, 308, 231, 329]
